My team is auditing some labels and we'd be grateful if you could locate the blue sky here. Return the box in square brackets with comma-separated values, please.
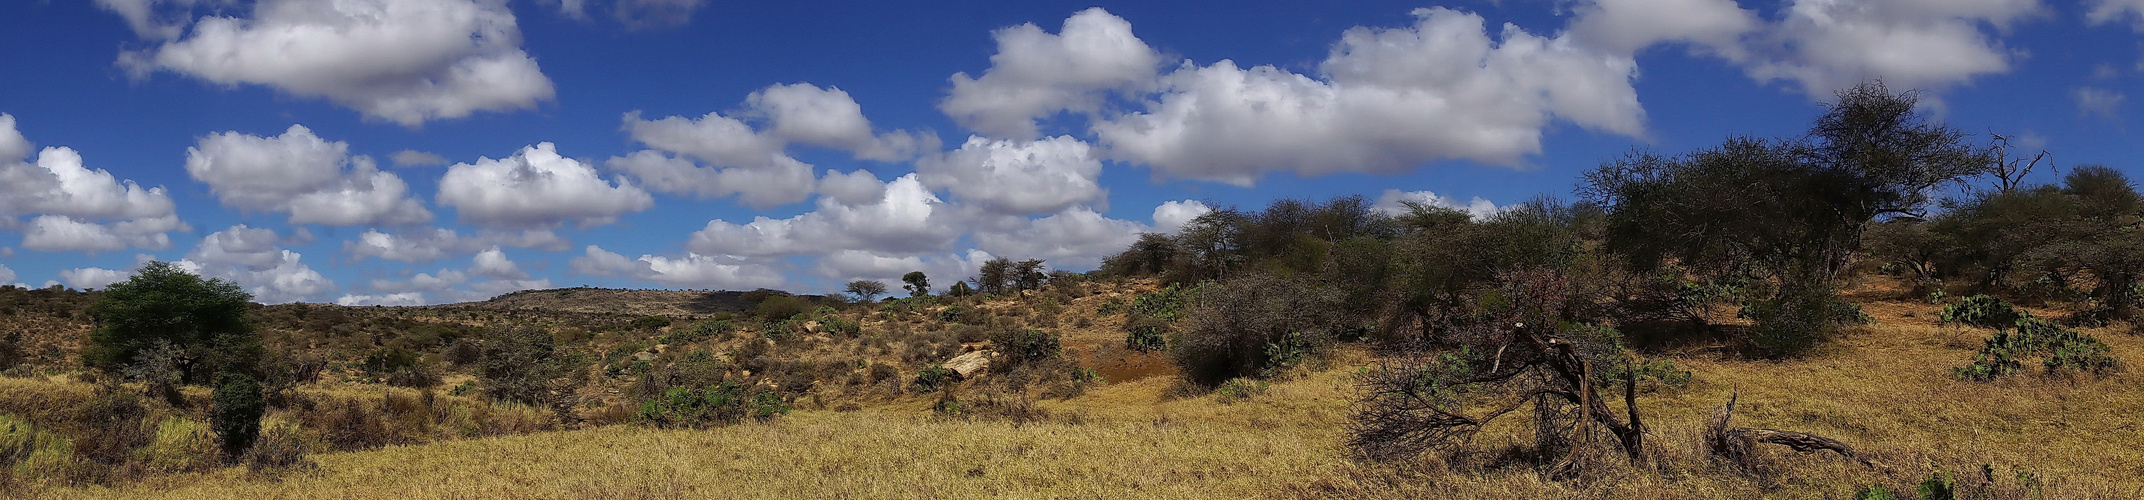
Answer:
[0, 0, 2138, 304]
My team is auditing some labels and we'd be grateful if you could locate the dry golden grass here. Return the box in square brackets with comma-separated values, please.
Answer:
[18, 281, 2144, 498]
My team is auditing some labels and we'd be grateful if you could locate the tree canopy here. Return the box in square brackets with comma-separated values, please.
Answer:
[82, 261, 260, 383]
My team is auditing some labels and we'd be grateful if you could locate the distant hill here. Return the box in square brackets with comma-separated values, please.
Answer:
[439, 287, 825, 318]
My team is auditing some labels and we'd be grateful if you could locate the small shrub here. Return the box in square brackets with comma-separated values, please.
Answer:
[1957, 316, 2122, 381]
[990, 329, 1062, 367]
[632, 382, 788, 428]
[212, 372, 266, 458]
[819, 316, 862, 337]
[631, 315, 673, 331]
[241, 417, 313, 473]
[938, 305, 969, 324]
[1124, 316, 1168, 352]
[660, 320, 733, 345]
[756, 296, 808, 322]
[136, 416, 218, 473]
[1938, 295, 2021, 329]
[1737, 286, 1863, 358]
[913, 365, 955, 392]
[1213, 377, 1269, 404]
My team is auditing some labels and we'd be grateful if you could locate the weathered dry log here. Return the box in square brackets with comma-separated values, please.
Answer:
[1705, 391, 1880, 470]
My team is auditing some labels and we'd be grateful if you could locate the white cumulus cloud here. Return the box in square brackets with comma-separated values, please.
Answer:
[186, 125, 431, 225]
[1092, 8, 1646, 185]
[438, 143, 654, 228]
[113, 0, 556, 126]
[686, 174, 961, 257]
[1, 116, 185, 252]
[1729, 0, 2042, 98]
[941, 7, 1162, 139]
[918, 136, 1105, 215]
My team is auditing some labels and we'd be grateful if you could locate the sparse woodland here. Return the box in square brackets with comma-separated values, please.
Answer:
[4, 82, 2144, 498]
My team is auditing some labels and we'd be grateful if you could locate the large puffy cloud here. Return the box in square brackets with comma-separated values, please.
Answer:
[1150, 200, 1211, 235]
[568, 245, 784, 289]
[176, 225, 334, 303]
[438, 143, 654, 227]
[113, 0, 555, 126]
[1092, 8, 1645, 185]
[186, 125, 431, 225]
[941, 7, 1162, 139]
[606, 150, 817, 208]
[344, 227, 567, 262]
[971, 207, 1145, 269]
[0, 114, 185, 252]
[610, 83, 930, 208]
[917, 136, 1105, 215]
[687, 174, 962, 257]
[469, 246, 530, 280]
[0, 263, 13, 285]
[1729, 0, 2041, 98]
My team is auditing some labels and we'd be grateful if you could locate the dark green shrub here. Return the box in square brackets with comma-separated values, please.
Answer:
[1938, 295, 2021, 329]
[660, 319, 733, 344]
[990, 329, 1061, 366]
[1737, 286, 1864, 358]
[938, 305, 968, 323]
[632, 382, 787, 428]
[819, 316, 862, 337]
[631, 315, 672, 331]
[211, 372, 266, 459]
[913, 365, 954, 392]
[756, 296, 808, 322]
[82, 261, 260, 383]
[1124, 316, 1168, 352]
[1172, 272, 1342, 386]
[1957, 316, 2121, 381]
[478, 326, 566, 407]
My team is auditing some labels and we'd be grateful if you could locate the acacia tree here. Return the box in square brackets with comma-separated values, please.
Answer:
[901, 271, 930, 297]
[843, 280, 888, 302]
[1582, 81, 1985, 356]
[82, 261, 261, 384]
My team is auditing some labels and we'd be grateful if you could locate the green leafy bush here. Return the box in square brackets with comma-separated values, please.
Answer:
[913, 364, 955, 392]
[211, 372, 266, 458]
[1213, 377, 1269, 404]
[1938, 295, 2022, 329]
[631, 315, 672, 330]
[1957, 316, 2121, 381]
[659, 319, 733, 345]
[990, 329, 1061, 366]
[1124, 316, 1168, 352]
[818, 316, 862, 337]
[632, 382, 788, 428]
[82, 261, 261, 383]
[1737, 286, 1865, 358]
[1172, 272, 1342, 386]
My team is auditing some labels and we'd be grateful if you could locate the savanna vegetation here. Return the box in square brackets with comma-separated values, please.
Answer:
[3, 81, 2143, 498]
